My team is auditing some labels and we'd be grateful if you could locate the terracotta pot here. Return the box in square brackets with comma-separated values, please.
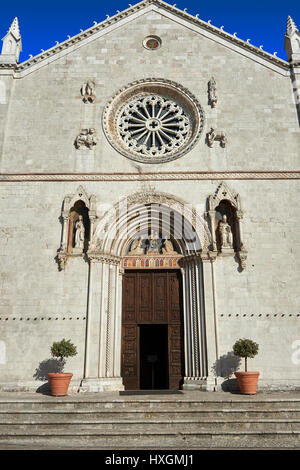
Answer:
[48, 373, 73, 396]
[234, 371, 260, 395]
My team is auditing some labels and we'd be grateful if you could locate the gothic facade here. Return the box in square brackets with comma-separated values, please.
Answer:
[0, 1, 299, 392]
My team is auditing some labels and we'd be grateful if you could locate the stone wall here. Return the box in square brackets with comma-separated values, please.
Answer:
[0, 11, 299, 173]
[0, 179, 299, 389]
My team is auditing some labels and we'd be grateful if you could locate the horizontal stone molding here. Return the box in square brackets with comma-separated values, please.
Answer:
[1, 171, 300, 182]
[0, 316, 86, 321]
[219, 313, 300, 318]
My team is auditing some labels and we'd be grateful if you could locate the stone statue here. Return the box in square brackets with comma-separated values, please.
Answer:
[208, 77, 217, 108]
[75, 128, 97, 149]
[74, 215, 85, 250]
[130, 237, 144, 255]
[162, 239, 177, 255]
[218, 215, 233, 249]
[81, 80, 96, 103]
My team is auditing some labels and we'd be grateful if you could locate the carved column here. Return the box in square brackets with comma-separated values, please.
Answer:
[236, 210, 248, 270]
[181, 255, 208, 390]
[81, 254, 124, 392]
[200, 251, 221, 391]
[207, 210, 217, 251]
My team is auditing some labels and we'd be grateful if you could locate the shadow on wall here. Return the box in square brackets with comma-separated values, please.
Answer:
[33, 359, 65, 394]
[212, 352, 242, 392]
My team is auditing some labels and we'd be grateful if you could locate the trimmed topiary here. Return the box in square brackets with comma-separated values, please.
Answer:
[50, 339, 77, 369]
[233, 338, 259, 372]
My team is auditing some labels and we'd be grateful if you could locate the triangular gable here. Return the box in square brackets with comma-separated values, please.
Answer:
[3, 0, 289, 75]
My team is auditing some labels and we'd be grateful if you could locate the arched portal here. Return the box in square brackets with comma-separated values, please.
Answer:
[81, 191, 218, 392]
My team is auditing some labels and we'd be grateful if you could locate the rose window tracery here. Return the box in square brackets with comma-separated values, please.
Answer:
[103, 78, 205, 164]
[117, 95, 190, 157]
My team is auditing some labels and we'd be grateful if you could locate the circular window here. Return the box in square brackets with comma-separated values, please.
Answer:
[103, 78, 205, 164]
[143, 36, 161, 50]
[118, 94, 190, 157]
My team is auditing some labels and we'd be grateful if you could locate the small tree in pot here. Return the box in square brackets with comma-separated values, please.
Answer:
[233, 338, 259, 394]
[48, 339, 77, 396]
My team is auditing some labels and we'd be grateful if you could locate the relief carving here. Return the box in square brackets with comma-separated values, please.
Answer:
[208, 77, 217, 108]
[75, 128, 97, 149]
[81, 80, 96, 103]
[207, 128, 227, 148]
[128, 233, 179, 256]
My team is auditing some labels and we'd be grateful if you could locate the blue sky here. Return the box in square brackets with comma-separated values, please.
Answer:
[0, 0, 299, 61]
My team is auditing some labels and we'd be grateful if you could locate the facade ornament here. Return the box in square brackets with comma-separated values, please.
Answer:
[81, 80, 96, 103]
[0, 17, 22, 64]
[207, 128, 227, 148]
[102, 77, 205, 164]
[208, 77, 217, 108]
[75, 128, 97, 149]
[129, 237, 144, 255]
[57, 186, 97, 270]
[162, 239, 178, 255]
[128, 234, 179, 256]
[207, 182, 247, 270]
[237, 248, 248, 271]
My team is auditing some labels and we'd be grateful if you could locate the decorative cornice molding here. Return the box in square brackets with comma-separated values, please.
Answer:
[0, 0, 289, 74]
[87, 252, 121, 265]
[0, 171, 300, 182]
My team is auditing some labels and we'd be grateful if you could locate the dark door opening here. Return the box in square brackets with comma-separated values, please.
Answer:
[139, 325, 168, 390]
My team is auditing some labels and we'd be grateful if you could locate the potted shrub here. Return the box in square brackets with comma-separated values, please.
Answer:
[48, 339, 77, 396]
[233, 338, 259, 395]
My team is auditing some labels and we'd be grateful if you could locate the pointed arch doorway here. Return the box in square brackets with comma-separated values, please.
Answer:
[121, 269, 184, 390]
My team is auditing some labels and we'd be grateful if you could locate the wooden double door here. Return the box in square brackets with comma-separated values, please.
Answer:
[121, 270, 184, 390]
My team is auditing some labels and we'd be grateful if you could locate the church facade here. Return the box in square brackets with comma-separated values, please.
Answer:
[0, 0, 299, 392]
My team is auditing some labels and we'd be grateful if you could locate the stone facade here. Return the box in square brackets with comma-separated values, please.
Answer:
[0, 0, 299, 392]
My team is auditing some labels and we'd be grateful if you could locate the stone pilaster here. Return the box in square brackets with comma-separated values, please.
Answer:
[80, 253, 124, 392]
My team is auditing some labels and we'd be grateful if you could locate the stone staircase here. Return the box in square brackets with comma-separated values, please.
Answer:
[0, 392, 300, 449]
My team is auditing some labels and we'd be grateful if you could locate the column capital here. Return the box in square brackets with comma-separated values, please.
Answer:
[87, 251, 121, 266]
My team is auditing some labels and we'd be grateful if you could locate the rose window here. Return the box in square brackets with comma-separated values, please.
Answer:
[103, 78, 205, 164]
[117, 95, 190, 157]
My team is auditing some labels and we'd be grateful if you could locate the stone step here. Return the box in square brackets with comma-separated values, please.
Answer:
[0, 430, 299, 449]
[1, 399, 300, 412]
[0, 419, 299, 433]
[1, 409, 300, 421]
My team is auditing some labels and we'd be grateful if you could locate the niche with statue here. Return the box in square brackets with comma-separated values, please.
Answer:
[67, 200, 90, 254]
[206, 182, 247, 270]
[57, 186, 97, 270]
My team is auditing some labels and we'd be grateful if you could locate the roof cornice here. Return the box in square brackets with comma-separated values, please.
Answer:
[1, 0, 290, 73]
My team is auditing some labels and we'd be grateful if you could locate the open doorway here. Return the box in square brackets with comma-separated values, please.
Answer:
[139, 324, 169, 390]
